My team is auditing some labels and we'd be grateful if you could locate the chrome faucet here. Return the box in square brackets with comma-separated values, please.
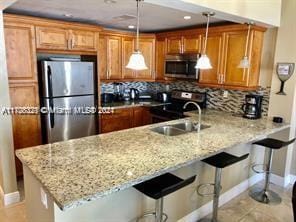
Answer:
[183, 101, 202, 132]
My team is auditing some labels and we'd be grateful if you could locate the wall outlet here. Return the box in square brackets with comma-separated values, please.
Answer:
[40, 188, 48, 209]
[223, 90, 229, 98]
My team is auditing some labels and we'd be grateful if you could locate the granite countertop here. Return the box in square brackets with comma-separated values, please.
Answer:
[101, 100, 170, 109]
[16, 110, 289, 211]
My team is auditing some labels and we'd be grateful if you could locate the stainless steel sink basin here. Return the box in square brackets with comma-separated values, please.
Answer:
[151, 121, 211, 136]
[171, 121, 211, 132]
[151, 126, 187, 136]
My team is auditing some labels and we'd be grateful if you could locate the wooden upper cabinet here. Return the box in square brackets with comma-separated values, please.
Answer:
[122, 37, 135, 79]
[36, 26, 69, 50]
[107, 36, 122, 80]
[4, 23, 37, 82]
[222, 30, 249, 87]
[99, 35, 108, 80]
[198, 33, 223, 85]
[70, 30, 97, 51]
[183, 35, 201, 53]
[155, 39, 166, 80]
[166, 36, 182, 54]
[136, 38, 155, 80]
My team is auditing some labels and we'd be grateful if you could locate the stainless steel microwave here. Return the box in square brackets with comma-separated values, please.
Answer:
[165, 54, 200, 79]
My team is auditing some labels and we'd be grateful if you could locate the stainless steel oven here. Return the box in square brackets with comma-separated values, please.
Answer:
[165, 54, 200, 79]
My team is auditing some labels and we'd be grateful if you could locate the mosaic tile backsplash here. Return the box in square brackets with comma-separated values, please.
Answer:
[101, 81, 270, 116]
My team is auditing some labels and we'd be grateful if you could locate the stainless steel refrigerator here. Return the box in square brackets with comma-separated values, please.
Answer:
[39, 61, 97, 144]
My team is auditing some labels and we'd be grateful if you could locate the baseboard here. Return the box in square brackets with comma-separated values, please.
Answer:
[270, 173, 295, 187]
[289, 174, 296, 185]
[0, 186, 20, 206]
[178, 174, 263, 222]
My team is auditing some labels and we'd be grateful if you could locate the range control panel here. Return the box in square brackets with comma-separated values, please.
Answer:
[171, 91, 207, 103]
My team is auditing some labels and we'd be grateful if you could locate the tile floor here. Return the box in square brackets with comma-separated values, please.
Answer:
[0, 182, 294, 222]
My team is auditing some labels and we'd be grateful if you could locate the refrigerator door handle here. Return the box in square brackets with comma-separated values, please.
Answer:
[47, 65, 55, 128]
[49, 99, 55, 128]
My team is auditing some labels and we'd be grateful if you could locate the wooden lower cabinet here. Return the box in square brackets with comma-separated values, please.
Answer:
[101, 107, 151, 133]
[9, 83, 41, 176]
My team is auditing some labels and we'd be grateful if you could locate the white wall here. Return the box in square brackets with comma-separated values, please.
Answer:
[267, 0, 296, 178]
[0, 7, 18, 195]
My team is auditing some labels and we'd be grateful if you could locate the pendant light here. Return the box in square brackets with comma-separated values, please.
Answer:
[126, 0, 148, 70]
[238, 22, 253, 69]
[195, 12, 215, 70]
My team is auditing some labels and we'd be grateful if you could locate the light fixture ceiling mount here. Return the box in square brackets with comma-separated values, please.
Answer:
[195, 12, 215, 70]
[126, 0, 148, 71]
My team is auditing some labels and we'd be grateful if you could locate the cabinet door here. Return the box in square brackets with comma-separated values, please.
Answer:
[122, 37, 135, 79]
[9, 83, 41, 176]
[36, 26, 69, 50]
[136, 38, 155, 80]
[101, 108, 133, 133]
[107, 36, 122, 80]
[183, 35, 200, 53]
[222, 30, 250, 87]
[98, 36, 108, 80]
[70, 30, 97, 51]
[133, 107, 152, 127]
[167, 36, 182, 54]
[155, 39, 166, 80]
[4, 23, 37, 83]
[198, 33, 223, 85]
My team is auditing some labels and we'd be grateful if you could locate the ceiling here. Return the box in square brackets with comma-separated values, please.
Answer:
[4, 0, 224, 32]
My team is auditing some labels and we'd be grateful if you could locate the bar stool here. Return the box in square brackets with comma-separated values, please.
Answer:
[250, 138, 295, 204]
[197, 152, 249, 222]
[133, 173, 196, 222]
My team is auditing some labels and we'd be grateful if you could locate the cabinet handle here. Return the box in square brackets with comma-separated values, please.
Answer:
[218, 74, 221, 84]
[107, 70, 110, 79]
[67, 39, 71, 49]
[223, 74, 226, 84]
[72, 37, 75, 49]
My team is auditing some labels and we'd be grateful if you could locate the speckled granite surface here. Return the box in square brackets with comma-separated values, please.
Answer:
[101, 100, 169, 109]
[16, 110, 289, 211]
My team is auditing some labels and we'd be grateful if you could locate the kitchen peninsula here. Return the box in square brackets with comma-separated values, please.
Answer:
[16, 110, 289, 222]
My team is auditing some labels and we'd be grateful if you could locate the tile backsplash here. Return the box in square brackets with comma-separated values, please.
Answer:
[101, 81, 270, 116]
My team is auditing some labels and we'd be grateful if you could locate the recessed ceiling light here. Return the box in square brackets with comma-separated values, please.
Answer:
[184, 15, 192, 20]
[104, 0, 117, 4]
[128, 25, 135, 29]
[63, 14, 73, 18]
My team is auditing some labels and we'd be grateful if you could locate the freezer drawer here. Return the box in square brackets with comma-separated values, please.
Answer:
[41, 61, 94, 97]
[41, 95, 97, 143]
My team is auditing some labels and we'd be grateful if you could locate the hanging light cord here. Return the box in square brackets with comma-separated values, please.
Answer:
[136, 0, 140, 52]
[203, 14, 210, 54]
[244, 23, 251, 57]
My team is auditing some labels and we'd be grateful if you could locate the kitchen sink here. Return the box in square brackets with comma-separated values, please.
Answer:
[171, 121, 211, 132]
[151, 126, 187, 136]
[151, 121, 211, 136]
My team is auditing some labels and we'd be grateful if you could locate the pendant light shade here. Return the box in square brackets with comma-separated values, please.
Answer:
[238, 23, 253, 69]
[126, 50, 148, 70]
[195, 54, 212, 69]
[196, 12, 215, 70]
[126, 0, 148, 71]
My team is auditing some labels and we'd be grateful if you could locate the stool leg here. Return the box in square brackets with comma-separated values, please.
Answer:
[250, 148, 282, 204]
[155, 198, 164, 222]
[212, 168, 222, 222]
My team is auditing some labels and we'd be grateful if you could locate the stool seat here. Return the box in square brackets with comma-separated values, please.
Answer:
[134, 173, 195, 199]
[202, 152, 249, 168]
[253, 138, 296, 149]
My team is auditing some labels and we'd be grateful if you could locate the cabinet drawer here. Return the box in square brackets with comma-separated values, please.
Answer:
[36, 26, 69, 50]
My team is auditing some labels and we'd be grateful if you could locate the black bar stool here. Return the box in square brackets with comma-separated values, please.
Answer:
[133, 173, 196, 222]
[197, 152, 249, 222]
[250, 138, 295, 204]
[293, 181, 296, 221]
